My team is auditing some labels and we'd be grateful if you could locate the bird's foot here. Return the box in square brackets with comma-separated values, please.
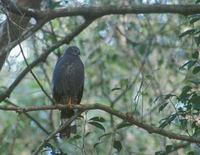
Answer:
[67, 97, 73, 110]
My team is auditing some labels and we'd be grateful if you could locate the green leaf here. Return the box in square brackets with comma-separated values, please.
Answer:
[120, 79, 129, 89]
[89, 116, 106, 122]
[180, 60, 197, 70]
[159, 120, 169, 128]
[182, 86, 192, 93]
[188, 60, 197, 69]
[196, 0, 200, 4]
[85, 132, 91, 137]
[159, 114, 176, 128]
[111, 87, 121, 91]
[94, 142, 101, 148]
[155, 151, 166, 155]
[113, 140, 122, 152]
[48, 0, 65, 9]
[71, 134, 81, 140]
[189, 80, 200, 85]
[44, 143, 54, 149]
[116, 122, 132, 129]
[195, 30, 200, 34]
[145, 74, 153, 79]
[192, 66, 200, 74]
[190, 94, 200, 110]
[159, 102, 169, 112]
[180, 119, 187, 129]
[194, 36, 200, 46]
[179, 29, 195, 38]
[88, 121, 105, 131]
[187, 151, 195, 155]
[178, 85, 192, 102]
[190, 94, 200, 104]
[190, 15, 200, 24]
[166, 145, 174, 152]
[98, 133, 112, 140]
[192, 51, 199, 59]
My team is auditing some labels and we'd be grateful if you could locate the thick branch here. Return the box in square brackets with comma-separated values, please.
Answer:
[5, 4, 200, 20]
[1, 4, 199, 71]
[1, 4, 200, 71]
[0, 103, 200, 144]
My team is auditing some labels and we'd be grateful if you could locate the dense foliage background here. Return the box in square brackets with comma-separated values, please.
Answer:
[0, 0, 200, 154]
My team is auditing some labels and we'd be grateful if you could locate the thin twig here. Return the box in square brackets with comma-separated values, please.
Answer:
[18, 40, 54, 103]
[8, 115, 19, 155]
[4, 99, 50, 134]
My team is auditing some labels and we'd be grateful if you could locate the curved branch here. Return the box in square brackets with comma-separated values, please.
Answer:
[0, 103, 200, 145]
[1, 3, 200, 71]
[3, 3, 198, 59]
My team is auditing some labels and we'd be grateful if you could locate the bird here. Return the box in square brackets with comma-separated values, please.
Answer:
[52, 46, 84, 138]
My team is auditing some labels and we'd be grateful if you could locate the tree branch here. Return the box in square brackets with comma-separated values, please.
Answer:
[5, 4, 200, 20]
[19, 40, 54, 103]
[1, 3, 199, 71]
[0, 103, 200, 145]
[33, 110, 83, 155]
[4, 99, 50, 134]
[3, 3, 197, 59]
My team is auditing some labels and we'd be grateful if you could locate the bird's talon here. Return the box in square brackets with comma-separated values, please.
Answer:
[67, 97, 73, 110]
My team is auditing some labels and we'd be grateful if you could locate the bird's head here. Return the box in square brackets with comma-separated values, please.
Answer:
[65, 46, 80, 56]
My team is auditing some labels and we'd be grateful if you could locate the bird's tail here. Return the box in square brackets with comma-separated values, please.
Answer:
[60, 109, 76, 138]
